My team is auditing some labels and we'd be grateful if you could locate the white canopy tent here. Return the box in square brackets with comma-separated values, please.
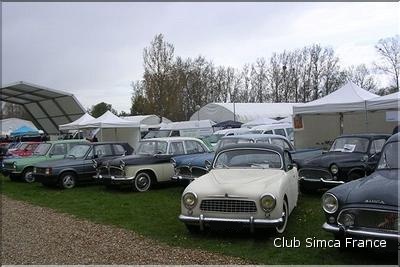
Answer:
[241, 117, 279, 128]
[366, 91, 399, 111]
[58, 113, 95, 130]
[293, 82, 398, 149]
[190, 102, 295, 123]
[79, 111, 141, 148]
[122, 115, 172, 131]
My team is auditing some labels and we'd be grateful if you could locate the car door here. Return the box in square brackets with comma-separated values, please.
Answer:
[366, 138, 386, 172]
[159, 141, 185, 181]
[284, 150, 298, 209]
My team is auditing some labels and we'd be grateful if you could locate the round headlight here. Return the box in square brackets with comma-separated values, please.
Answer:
[33, 167, 37, 173]
[260, 194, 276, 212]
[341, 213, 355, 227]
[322, 193, 338, 214]
[330, 164, 338, 174]
[182, 192, 197, 209]
[13, 162, 17, 169]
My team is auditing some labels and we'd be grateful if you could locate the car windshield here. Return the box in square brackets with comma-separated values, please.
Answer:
[377, 141, 399, 170]
[33, 143, 52, 155]
[16, 143, 28, 150]
[330, 137, 369, 153]
[137, 141, 168, 155]
[214, 149, 282, 169]
[286, 128, 294, 140]
[208, 134, 224, 144]
[216, 138, 254, 150]
[67, 144, 91, 159]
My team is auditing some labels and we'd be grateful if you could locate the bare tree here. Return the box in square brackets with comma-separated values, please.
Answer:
[346, 64, 378, 91]
[375, 35, 400, 91]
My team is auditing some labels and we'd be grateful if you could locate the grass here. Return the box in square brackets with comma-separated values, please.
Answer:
[0, 174, 396, 265]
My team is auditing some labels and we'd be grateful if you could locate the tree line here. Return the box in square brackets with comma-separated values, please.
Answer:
[129, 34, 399, 122]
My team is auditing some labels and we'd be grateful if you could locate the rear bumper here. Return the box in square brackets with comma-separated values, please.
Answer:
[179, 213, 284, 232]
[322, 222, 399, 240]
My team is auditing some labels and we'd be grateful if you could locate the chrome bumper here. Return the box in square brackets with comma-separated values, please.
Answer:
[299, 177, 344, 185]
[171, 175, 194, 182]
[179, 213, 284, 232]
[322, 222, 400, 240]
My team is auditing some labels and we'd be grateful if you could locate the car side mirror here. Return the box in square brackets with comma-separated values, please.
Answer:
[205, 160, 212, 171]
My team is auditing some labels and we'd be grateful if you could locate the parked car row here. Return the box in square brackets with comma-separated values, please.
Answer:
[1, 132, 398, 250]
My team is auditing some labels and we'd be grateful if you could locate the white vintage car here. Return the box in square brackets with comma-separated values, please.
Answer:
[179, 143, 298, 233]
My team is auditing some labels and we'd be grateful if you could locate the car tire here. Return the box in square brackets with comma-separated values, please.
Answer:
[275, 199, 289, 234]
[22, 167, 35, 183]
[185, 224, 201, 234]
[59, 172, 76, 189]
[133, 172, 152, 192]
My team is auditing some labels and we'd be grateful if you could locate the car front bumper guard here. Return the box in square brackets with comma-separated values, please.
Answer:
[299, 177, 344, 185]
[322, 222, 399, 240]
[179, 213, 284, 232]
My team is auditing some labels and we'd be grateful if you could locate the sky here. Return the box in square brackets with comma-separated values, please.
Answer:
[2, 2, 399, 112]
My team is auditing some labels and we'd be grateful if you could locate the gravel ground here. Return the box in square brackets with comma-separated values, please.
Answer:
[1, 195, 249, 265]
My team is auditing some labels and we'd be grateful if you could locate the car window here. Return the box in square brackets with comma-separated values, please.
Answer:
[94, 144, 113, 157]
[50, 143, 67, 155]
[169, 142, 185, 155]
[67, 144, 91, 159]
[263, 130, 273, 134]
[271, 138, 291, 150]
[284, 151, 293, 166]
[113, 144, 126, 156]
[226, 133, 234, 136]
[255, 138, 270, 144]
[214, 149, 282, 169]
[185, 140, 206, 154]
[274, 128, 286, 137]
[170, 131, 180, 137]
[286, 128, 294, 140]
[370, 139, 386, 154]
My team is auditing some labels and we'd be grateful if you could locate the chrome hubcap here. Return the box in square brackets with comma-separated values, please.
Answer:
[63, 176, 75, 188]
[136, 175, 150, 191]
[25, 172, 34, 183]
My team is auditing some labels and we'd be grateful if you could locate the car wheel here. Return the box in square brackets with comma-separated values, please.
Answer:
[60, 172, 76, 189]
[133, 172, 152, 192]
[185, 224, 201, 234]
[275, 200, 289, 234]
[22, 167, 35, 183]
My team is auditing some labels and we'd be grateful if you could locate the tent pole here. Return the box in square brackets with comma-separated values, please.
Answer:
[364, 101, 369, 133]
[339, 113, 343, 135]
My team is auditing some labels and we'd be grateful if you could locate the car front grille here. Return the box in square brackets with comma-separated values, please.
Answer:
[339, 209, 398, 232]
[200, 199, 257, 213]
[299, 168, 333, 180]
[176, 166, 191, 177]
[3, 162, 14, 170]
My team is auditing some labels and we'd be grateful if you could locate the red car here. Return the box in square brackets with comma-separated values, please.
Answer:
[9, 142, 41, 157]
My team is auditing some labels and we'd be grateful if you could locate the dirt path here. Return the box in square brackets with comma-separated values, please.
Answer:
[1, 195, 249, 265]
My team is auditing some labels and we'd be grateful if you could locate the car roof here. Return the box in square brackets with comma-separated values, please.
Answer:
[215, 142, 285, 155]
[221, 133, 289, 141]
[250, 123, 292, 130]
[44, 139, 89, 144]
[338, 133, 391, 139]
[140, 137, 202, 142]
[213, 128, 250, 134]
[386, 133, 400, 143]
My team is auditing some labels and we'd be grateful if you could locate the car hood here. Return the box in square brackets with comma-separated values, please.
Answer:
[107, 154, 158, 166]
[187, 168, 284, 196]
[343, 169, 398, 206]
[35, 158, 83, 168]
[5, 155, 46, 165]
[298, 151, 365, 168]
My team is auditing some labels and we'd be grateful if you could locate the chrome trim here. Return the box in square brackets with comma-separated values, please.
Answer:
[183, 192, 198, 209]
[206, 195, 248, 199]
[322, 223, 400, 240]
[110, 176, 135, 181]
[179, 213, 284, 228]
[299, 177, 344, 185]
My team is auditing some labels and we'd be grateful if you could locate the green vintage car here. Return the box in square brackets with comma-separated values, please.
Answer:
[2, 139, 88, 183]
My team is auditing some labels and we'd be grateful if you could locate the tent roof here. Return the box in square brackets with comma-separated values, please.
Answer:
[160, 120, 215, 130]
[293, 81, 379, 115]
[1, 81, 85, 135]
[190, 102, 295, 123]
[59, 113, 95, 130]
[241, 117, 279, 128]
[10, 125, 39, 137]
[366, 92, 399, 111]
[80, 111, 140, 128]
